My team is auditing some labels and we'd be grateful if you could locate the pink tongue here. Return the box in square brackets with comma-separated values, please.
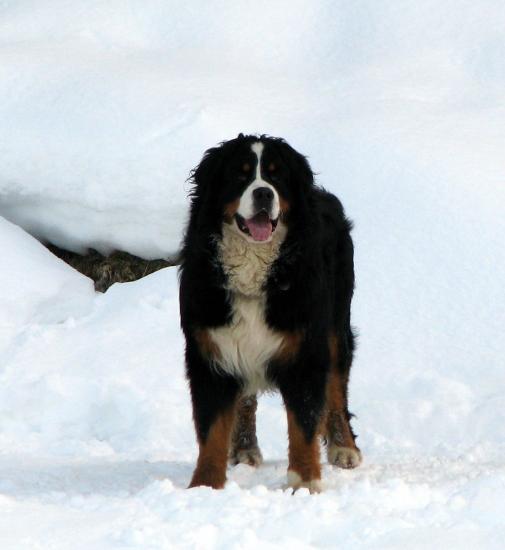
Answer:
[245, 212, 272, 241]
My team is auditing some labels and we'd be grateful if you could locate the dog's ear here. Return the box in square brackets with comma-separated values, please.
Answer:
[278, 141, 314, 191]
[189, 145, 223, 198]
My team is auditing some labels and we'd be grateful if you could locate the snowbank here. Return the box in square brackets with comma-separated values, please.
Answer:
[1, 1, 504, 258]
[0, 216, 94, 331]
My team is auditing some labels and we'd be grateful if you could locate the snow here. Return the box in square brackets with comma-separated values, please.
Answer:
[1, 1, 505, 548]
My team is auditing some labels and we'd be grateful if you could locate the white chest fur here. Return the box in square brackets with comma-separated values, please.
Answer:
[208, 222, 287, 393]
[209, 294, 283, 393]
[217, 221, 286, 297]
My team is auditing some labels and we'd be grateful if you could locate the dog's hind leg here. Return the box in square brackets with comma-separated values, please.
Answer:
[229, 395, 263, 467]
[324, 331, 362, 469]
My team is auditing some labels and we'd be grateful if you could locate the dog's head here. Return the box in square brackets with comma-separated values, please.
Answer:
[188, 134, 314, 243]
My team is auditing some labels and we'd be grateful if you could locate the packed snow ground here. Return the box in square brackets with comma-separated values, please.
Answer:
[1, 217, 505, 549]
[1, 1, 505, 549]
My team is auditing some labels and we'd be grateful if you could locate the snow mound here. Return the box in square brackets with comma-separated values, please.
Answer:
[1, 1, 505, 258]
[0, 216, 94, 331]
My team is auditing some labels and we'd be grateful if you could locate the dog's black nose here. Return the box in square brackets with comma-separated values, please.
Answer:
[253, 187, 274, 209]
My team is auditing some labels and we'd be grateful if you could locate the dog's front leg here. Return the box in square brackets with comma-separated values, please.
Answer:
[284, 408, 322, 494]
[276, 360, 327, 494]
[189, 402, 237, 489]
[186, 343, 240, 489]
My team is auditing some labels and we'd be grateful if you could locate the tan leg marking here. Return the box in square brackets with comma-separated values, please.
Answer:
[189, 405, 236, 489]
[324, 333, 362, 469]
[285, 409, 322, 494]
[275, 330, 304, 363]
[194, 328, 221, 361]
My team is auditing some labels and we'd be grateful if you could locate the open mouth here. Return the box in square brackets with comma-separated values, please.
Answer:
[235, 211, 279, 242]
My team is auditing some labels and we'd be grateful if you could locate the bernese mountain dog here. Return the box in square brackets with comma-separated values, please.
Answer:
[179, 134, 361, 493]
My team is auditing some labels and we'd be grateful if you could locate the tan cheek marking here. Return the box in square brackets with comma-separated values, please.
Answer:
[189, 405, 237, 489]
[194, 328, 221, 361]
[223, 199, 240, 224]
[279, 196, 290, 217]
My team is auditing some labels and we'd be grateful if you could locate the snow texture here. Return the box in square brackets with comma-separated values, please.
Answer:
[1, 1, 505, 548]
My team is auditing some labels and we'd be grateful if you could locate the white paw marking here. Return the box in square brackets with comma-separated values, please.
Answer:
[327, 445, 362, 469]
[230, 447, 263, 467]
[285, 470, 322, 494]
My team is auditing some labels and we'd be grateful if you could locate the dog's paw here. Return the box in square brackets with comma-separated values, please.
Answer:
[327, 445, 362, 469]
[284, 470, 322, 494]
[229, 446, 263, 467]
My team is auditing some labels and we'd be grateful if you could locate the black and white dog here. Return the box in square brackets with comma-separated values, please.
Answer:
[179, 134, 361, 492]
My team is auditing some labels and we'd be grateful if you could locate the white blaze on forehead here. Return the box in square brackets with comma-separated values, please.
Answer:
[251, 141, 264, 180]
[236, 141, 280, 221]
